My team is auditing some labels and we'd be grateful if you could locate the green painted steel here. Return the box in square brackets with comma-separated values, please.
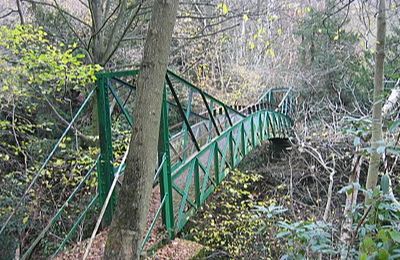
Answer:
[96, 77, 116, 227]
[51, 194, 99, 258]
[108, 83, 134, 126]
[21, 157, 99, 260]
[168, 110, 293, 231]
[12, 68, 294, 258]
[141, 193, 167, 251]
[158, 87, 175, 238]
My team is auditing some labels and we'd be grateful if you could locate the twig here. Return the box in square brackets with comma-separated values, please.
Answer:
[323, 155, 336, 221]
[16, 0, 25, 24]
[345, 205, 373, 259]
[41, 93, 95, 144]
[12, 96, 28, 173]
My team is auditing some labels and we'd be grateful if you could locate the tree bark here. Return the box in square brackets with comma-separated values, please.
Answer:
[365, 0, 386, 200]
[340, 154, 363, 259]
[103, 0, 179, 259]
[382, 79, 400, 117]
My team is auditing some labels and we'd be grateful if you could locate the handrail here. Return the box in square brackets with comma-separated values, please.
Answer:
[0, 88, 96, 237]
[166, 70, 246, 118]
[21, 156, 100, 259]
[12, 68, 295, 259]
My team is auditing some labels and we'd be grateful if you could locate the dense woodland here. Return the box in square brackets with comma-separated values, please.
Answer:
[0, 0, 400, 259]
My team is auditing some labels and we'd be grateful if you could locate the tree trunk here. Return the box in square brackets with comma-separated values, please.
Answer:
[382, 79, 400, 117]
[103, 0, 179, 259]
[365, 0, 386, 200]
[16, 0, 25, 24]
[89, 0, 106, 137]
[340, 154, 363, 259]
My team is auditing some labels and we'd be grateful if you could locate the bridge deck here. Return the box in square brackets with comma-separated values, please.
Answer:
[4, 69, 295, 259]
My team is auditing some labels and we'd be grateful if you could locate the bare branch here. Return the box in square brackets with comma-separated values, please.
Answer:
[16, 0, 25, 24]
[21, 0, 91, 28]
[0, 9, 16, 20]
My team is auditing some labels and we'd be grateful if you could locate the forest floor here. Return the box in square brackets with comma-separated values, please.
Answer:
[56, 136, 352, 259]
[56, 180, 203, 260]
[186, 134, 400, 259]
[56, 133, 400, 259]
[183, 138, 355, 259]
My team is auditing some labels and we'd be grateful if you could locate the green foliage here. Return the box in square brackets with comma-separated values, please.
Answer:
[189, 170, 269, 257]
[275, 220, 337, 259]
[0, 25, 100, 96]
[356, 188, 400, 259]
[296, 2, 374, 109]
[342, 116, 372, 147]
[297, 5, 358, 71]
[256, 186, 400, 259]
[342, 116, 399, 158]
[385, 20, 400, 82]
[0, 25, 101, 259]
[297, 5, 400, 112]
[0, 25, 100, 172]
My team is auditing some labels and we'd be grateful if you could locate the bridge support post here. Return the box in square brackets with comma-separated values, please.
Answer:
[241, 122, 246, 157]
[251, 116, 256, 146]
[214, 143, 220, 185]
[159, 86, 175, 239]
[259, 113, 264, 141]
[96, 77, 115, 226]
[194, 159, 201, 208]
[229, 131, 235, 167]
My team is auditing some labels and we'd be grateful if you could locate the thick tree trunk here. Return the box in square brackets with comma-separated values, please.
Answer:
[103, 0, 179, 259]
[89, 0, 106, 137]
[365, 0, 386, 199]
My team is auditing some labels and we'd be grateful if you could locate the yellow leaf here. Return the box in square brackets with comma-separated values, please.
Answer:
[23, 216, 29, 224]
[268, 15, 278, 22]
[243, 14, 249, 22]
[54, 159, 64, 166]
[333, 34, 339, 41]
[248, 41, 255, 50]
[217, 3, 229, 15]
[277, 28, 283, 36]
[266, 48, 275, 58]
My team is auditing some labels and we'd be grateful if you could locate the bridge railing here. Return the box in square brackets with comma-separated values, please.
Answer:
[1, 68, 295, 258]
[0, 88, 101, 259]
[95, 69, 295, 242]
[93, 69, 247, 225]
[168, 110, 293, 232]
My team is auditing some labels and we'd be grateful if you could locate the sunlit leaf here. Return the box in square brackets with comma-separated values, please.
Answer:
[217, 3, 229, 15]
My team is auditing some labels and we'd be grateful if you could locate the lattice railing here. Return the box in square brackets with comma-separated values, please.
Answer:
[1, 68, 295, 258]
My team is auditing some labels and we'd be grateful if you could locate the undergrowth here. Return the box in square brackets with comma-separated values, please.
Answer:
[187, 140, 400, 259]
[187, 169, 287, 258]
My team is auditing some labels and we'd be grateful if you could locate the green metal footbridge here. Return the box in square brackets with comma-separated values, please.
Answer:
[1, 69, 295, 258]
